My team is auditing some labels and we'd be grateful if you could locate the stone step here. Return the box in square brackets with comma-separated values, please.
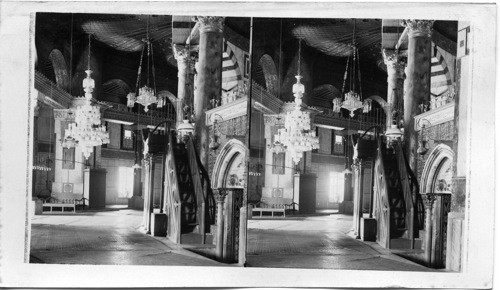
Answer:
[390, 237, 422, 250]
[181, 232, 215, 245]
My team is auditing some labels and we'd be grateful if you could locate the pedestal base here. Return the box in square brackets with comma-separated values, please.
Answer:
[339, 201, 354, 214]
[128, 196, 144, 210]
[150, 213, 168, 237]
[361, 218, 377, 241]
[34, 198, 43, 215]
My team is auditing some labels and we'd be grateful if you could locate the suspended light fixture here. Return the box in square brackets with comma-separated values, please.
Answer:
[274, 39, 319, 164]
[127, 16, 163, 112]
[385, 123, 404, 143]
[64, 34, 110, 159]
[332, 20, 372, 118]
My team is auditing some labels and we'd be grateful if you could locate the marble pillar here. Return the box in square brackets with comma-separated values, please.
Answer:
[422, 193, 437, 267]
[214, 188, 227, 261]
[352, 160, 363, 238]
[141, 154, 154, 234]
[193, 16, 224, 168]
[402, 20, 434, 171]
[382, 49, 406, 128]
[173, 44, 196, 127]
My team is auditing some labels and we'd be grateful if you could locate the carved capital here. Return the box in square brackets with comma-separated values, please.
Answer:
[53, 109, 74, 121]
[263, 114, 285, 125]
[402, 19, 435, 38]
[142, 154, 152, 167]
[421, 193, 437, 209]
[172, 44, 190, 62]
[382, 49, 406, 78]
[351, 160, 362, 173]
[213, 188, 228, 203]
[194, 16, 225, 33]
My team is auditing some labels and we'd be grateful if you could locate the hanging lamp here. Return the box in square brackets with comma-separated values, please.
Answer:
[274, 39, 319, 164]
[127, 16, 162, 112]
[64, 34, 110, 159]
[332, 19, 372, 118]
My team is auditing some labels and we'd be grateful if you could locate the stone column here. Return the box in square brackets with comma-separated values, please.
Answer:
[340, 136, 354, 214]
[422, 193, 437, 267]
[402, 20, 434, 171]
[352, 160, 363, 238]
[214, 188, 227, 261]
[173, 44, 190, 126]
[193, 16, 224, 168]
[141, 154, 154, 234]
[382, 49, 406, 128]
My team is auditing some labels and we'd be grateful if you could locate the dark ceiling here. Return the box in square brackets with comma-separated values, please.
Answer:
[35, 13, 457, 108]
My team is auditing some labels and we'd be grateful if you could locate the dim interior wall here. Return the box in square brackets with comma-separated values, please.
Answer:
[52, 118, 85, 199]
[33, 104, 55, 197]
[262, 137, 294, 201]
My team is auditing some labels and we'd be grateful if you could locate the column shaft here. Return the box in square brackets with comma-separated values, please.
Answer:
[194, 17, 224, 168]
[383, 49, 405, 128]
[173, 45, 190, 126]
[403, 20, 434, 171]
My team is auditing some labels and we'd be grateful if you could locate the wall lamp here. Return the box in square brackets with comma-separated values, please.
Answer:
[417, 118, 432, 155]
[209, 114, 224, 150]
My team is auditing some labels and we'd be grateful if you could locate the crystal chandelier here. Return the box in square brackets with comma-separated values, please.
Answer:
[64, 35, 110, 159]
[127, 16, 164, 112]
[273, 40, 319, 164]
[332, 20, 372, 118]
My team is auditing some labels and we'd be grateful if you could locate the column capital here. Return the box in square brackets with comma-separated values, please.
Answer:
[421, 193, 437, 209]
[382, 49, 406, 77]
[351, 160, 362, 173]
[194, 16, 225, 33]
[213, 188, 228, 203]
[53, 109, 74, 121]
[402, 19, 435, 38]
[172, 44, 190, 62]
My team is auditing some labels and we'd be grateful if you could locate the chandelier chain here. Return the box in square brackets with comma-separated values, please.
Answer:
[87, 34, 91, 70]
[357, 47, 362, 99]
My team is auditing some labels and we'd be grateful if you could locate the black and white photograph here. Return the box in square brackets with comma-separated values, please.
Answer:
[0, 1, 496, 288]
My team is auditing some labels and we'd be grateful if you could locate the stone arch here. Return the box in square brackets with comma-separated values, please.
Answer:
[311, 84, 341, 108]
[431, 43, 453, 96]
[420, 143, 454, 194]
[211, 139, 247, 189]
[157, 90, 178, 122]
[49, 49, 69, 90]
[102, 79, 132, 104]
[222, 41, 242, 92]
[258, 54, 278, 95]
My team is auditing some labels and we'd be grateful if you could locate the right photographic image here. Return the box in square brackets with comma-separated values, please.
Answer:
[242, 17, 465, 271]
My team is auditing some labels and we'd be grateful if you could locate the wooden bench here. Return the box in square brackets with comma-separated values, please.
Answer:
[43, 202, 76, 212]
[252, 197, 292, 218]
[42, 197, 79, 213]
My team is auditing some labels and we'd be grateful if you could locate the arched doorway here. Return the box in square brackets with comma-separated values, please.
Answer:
[420, 143, 454, 267]
[212, 139, 247, 189]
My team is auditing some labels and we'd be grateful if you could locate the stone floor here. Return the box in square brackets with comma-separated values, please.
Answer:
[246, 214, 434, 271]
[30, 208, 435, 271]
[30, 209, 223, 266]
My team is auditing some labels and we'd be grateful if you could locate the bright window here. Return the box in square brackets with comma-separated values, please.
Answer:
[329, 172, 345, 203]
[118, 167, 134, 198]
